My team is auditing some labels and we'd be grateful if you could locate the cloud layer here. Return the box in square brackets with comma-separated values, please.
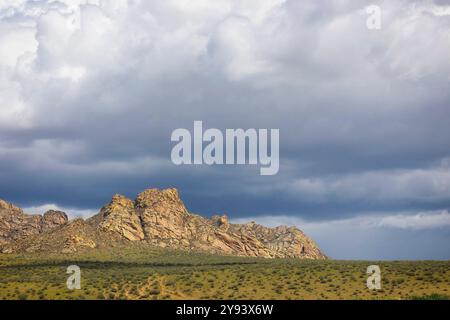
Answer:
[0, 0, 450, 258]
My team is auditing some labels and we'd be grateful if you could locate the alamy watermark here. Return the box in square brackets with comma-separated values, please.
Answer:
[366, 265, 381, 290]
[366, 5, 381, 30]
[171, 121, 279, 175]
[66, 265, 81, 290]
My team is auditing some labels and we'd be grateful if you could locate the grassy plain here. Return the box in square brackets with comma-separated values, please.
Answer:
[0, 246, 449, 300]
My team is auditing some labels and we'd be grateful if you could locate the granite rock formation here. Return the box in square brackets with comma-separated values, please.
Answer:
[0, 189, 326, 259]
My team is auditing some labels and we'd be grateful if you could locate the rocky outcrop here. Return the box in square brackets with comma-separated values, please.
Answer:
[4, 218, 106, 254]
[227, 223, 324, 259]
[42, 210, 69, 232]
[136, 188, 190, 244]
[0, 188, 326, 259]
[0, 199, 68, 246]
[96, 194, 144, 241]
[91, 188, 326, 259]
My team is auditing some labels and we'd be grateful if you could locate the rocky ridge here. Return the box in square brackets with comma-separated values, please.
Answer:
[0, 189, 326, 259]
[0, 199, 67, 248]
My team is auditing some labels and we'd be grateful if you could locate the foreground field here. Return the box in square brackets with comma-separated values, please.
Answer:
[0, 246, 449, 300]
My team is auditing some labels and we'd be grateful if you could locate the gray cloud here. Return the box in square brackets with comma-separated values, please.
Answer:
[0, 0, 450, 258]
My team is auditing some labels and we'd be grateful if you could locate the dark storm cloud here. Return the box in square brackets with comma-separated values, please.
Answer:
[1, 0, 450, 258]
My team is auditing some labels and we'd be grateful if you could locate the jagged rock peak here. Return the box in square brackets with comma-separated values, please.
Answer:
[135, 188, 188, 214]
[104, 194, 134, 215]
[112, 194, 134, 205]
[97, 194, 144, 241]
[42, 210, 68, 231]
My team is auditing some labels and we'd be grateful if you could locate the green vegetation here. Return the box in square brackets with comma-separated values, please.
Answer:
[410, 293, 449, 300]
[0, 247, 449, 300]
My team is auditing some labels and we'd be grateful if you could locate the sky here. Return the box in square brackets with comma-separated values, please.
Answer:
[0, 0, 450, 260]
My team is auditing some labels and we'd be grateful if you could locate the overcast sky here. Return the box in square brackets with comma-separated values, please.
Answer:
[1, 0, 449, 259]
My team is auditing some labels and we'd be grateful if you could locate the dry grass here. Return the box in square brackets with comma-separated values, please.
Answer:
[0, 247, 448, 300]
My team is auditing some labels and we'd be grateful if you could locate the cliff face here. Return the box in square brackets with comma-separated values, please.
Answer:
[0, 189, 326, 259]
